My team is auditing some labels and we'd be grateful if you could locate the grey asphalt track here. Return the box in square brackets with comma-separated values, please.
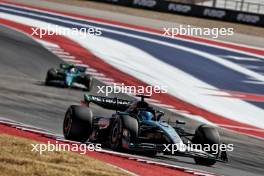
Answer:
[0, 25, 264, 176]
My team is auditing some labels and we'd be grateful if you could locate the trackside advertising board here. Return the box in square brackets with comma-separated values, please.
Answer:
[92, 0, 264, 27]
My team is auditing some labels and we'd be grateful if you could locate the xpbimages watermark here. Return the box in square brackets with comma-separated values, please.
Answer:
[31, 25, 102, 38]
[163, 25, 234, 39]
[163, 143, 234, 154]
[31, 141, 101, 155]
[96, 83, 168, 96]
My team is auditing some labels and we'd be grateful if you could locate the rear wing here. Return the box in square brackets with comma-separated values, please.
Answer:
[84, 94, 131, 111]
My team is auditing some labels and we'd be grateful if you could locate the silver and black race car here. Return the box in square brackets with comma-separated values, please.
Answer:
[63, 94, 228, 166]
[45, 63, 92, 91]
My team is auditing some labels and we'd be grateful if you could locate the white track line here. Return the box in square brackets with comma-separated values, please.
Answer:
[62, 58, 82, 63]
[59, 55, 75, 59]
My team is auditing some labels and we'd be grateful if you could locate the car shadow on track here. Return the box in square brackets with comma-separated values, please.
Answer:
[35, 81, 89, 92]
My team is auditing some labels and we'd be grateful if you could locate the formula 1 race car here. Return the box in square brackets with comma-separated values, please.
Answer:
[45, 63, 92, 91]
[63, 94, 228, 166]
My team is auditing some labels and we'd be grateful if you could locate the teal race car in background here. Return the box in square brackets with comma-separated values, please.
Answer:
[45, 63, 93, 91]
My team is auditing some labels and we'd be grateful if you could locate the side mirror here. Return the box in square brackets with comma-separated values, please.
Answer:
[156, 110, 164, 121]
[176, 120, 186, 125]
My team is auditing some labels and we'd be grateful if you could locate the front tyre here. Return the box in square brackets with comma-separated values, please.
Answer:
[109, 116, 138, 151]
[83, 75, 93, 91]
[63, 105, 93, 142]
[45, 68, 57, 85]
[192, 124, 220, 166]
[109, 117, 123, 150]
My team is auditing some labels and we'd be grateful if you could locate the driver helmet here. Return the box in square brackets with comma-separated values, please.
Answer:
[70, 67, 76, 73]
[138, 111, 154, 121]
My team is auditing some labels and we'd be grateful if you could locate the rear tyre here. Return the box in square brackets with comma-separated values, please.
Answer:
[192, 124, 220, 166]
[63, 105, 93, 142]
[45, 68, 57, 85]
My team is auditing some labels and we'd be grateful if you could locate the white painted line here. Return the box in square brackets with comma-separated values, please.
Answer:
[62, 58, 82, 63]
[87, 72, 106, 77]
[18, 128, 55, 136]
[51, 50, 70, 55]
[86, 68, 97, 72]
[59, 55, 75, 59]
[89, 72, 105, 76]
[75, 63, 89, 67]
[113, 82, 125, 86]
[0, 118, 52, 133]
[242, 65, 261, 69]
[103, 81, 119, 86]
[47, 47, 65, 52]
[95, 77, 115, 82]
[186, 171, 217, 176]
[0, 117, 22, 124]
[242, 80, 264, 85]
[85, 71, 98, 74]
[222, 55, 262, 62]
